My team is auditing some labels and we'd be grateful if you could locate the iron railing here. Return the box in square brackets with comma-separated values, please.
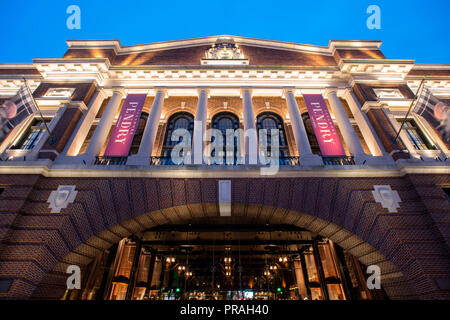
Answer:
[94, 156, 128, 166]
[94, 155, 355, 166]
[279, 156, 301, 166]
[149, 156, 301, 166]
[322, 156, 355, 166]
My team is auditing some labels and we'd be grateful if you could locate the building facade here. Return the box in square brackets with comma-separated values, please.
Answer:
[0, 35, 449, 300]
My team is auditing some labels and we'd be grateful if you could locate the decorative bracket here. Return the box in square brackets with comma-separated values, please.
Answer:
[372, 185, 401, 213]
[47, 185, 78, 213]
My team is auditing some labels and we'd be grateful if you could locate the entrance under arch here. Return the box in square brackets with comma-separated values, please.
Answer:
[63, 219, 388, 301]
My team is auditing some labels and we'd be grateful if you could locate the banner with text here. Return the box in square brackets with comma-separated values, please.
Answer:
[104, 94, 146, 156]
[303, 94, 346, 156]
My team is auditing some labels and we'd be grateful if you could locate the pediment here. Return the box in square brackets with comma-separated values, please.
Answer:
[62, 35, 386, 67]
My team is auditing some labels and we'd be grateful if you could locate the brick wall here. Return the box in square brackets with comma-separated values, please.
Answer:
[0, 174, 448, 299]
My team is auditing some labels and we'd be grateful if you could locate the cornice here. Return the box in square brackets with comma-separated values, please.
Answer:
[0, 163, 448, 178]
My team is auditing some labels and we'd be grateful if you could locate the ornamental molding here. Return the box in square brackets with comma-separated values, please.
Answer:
[372, 185, 401, 213]
[373, 88, 404, 99]
[47, 185, 78, 213]
[201, 38, 249, 66]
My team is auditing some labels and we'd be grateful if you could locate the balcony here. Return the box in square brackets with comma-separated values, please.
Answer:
[149, 156, 302, 166]
[94, 156, 128, 166]
[94, 156, 304, 166]
[94, 155, 357, 167]
[322, 156, 355, 166]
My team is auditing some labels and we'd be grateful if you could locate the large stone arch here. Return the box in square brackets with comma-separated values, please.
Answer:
[33, 204, 408, 299]
[1, 176, 448, 299]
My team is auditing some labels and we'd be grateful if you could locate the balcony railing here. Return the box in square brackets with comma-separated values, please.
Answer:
[280, 156, 301, 166]
[322, 156, 355, 166]
[150, 156, 174, 166]
[94, 155, 355, 167]
[94, 156, 128, 166]
[149, 156, 301, 166]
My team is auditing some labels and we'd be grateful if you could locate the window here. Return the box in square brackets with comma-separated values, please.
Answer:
[399, 119, 435, 150]
[161, 112, 194, 162]
[256, 112, 289, 159]
[211, 112, 240, 164]
[10, 118, 49, 150]
[302, 113, 321, 155]
[128, 113, 148, 155]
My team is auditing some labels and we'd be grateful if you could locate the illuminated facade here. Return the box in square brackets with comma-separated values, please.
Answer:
[0, 36, 449, 300]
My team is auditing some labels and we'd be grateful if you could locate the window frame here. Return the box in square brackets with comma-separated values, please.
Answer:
[256, 111, 289, 158]
[161, 112, 194, 160]
[398, 118, 436, 151]
[10, 117, 51, 151]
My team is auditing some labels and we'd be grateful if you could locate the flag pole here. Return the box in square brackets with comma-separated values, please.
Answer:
[392, 78, 425, 145]
[22, 78, 56, 144]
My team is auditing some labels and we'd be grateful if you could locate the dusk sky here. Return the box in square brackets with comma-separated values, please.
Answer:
[1, 0, 449, 63]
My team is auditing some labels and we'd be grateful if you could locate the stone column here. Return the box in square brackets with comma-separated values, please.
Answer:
[79, 88, 125, 164]
[342, 88, 386, 157]
[192, 89, 208, 164]
[325, 88, 370, 164]
[285, 89, 322, 166]
[127, 89, 165, 165]
[242, 89, 258, 164]
[64, 89, 107, 156]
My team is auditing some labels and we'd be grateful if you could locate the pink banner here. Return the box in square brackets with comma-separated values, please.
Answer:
[104, 94, 146, 156]
[303, 94, 346, 156]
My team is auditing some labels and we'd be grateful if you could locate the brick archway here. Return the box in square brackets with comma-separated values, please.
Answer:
[33, 204, 409, 300]
[1, 176, 449, 299]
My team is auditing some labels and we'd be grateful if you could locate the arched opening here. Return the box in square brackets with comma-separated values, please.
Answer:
[211, 112, 240, 164]
[57, 208, 393, 301]
[256, 112, 289, 162]
[160, 112, 194, 164]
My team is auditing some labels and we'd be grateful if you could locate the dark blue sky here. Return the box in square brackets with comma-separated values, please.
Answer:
[1, 0, 449, 64]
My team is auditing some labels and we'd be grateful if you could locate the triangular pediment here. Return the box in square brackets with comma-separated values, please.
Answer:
[63, 35, 384, 67]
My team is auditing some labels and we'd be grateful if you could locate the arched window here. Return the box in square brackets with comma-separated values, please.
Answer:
[161, 112, 194, 162]
[302, 112, 321, 156]
[256, 112, 289, 159]
[211, 112, 240, 164]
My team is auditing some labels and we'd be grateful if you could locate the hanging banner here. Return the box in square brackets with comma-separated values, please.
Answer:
[303, 94, 346, 156]
[104, 94, 146, 156]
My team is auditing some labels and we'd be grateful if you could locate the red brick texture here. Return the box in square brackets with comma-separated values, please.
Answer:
[0, 174, 449, 300]
[62, 45, 338, 67]
[366, 108, 410, 160]
[39, 107, 84, 160]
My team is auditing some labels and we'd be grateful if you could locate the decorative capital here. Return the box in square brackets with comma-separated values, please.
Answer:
[111, 87, 126, 97]
[323, 87, 339, 97]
